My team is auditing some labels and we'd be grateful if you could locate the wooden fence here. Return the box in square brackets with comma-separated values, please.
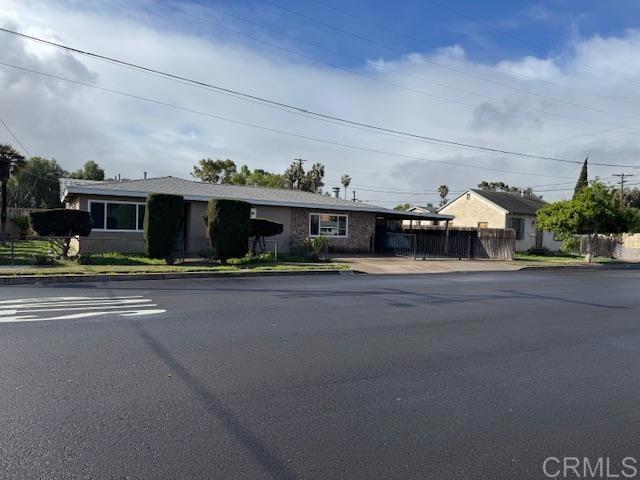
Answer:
[579, 233, 640, 261]
[390, 226, 516, 260]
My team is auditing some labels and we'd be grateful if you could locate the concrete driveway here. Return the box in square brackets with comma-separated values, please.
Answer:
[332, 254, 522, 274]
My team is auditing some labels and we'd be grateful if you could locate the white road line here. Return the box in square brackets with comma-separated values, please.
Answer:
[0, 296, 166, 323]
[0, 295, 144, 304]
[0, 304, 158, 315]
[0, 299, 153, 310]
[0, 309, 167, 323]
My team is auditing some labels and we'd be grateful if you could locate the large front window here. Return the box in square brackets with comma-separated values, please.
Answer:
[309, 213, 348, 237]
[90, 201, 146, 231]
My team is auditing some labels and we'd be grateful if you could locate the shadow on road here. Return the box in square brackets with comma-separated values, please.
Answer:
[37, 280, 627, 310]
[135, 324, 297, 480]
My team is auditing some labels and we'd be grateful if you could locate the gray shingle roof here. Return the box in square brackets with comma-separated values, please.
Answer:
[471, 189, 547, 215]
[61, 176, 453, 220]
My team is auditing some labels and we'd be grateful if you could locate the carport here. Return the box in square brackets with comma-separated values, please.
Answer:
[373, 210, 453, 254]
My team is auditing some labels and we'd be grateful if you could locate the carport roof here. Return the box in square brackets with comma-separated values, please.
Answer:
[60, 176, 454, 221]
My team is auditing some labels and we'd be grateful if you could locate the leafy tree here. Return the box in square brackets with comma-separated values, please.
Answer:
[624, 188, 640, 209]
[301, 163, 325, 193]
[573, 157, 588, 199]
[8, 157, 66, 209]
[283, 160, 325, 192]
[477, 181, 533, 194]
[438, 185, 449, 206]
[394, 203, 413, 211]
[537, 181, 638, 262]
[192, 158, 237, 184]
[229, 164, 286, 188]
[69, 160, 105, 181]
[341, 174, 351, 199]
[0, 144, 26, 235]
[284, 159, 306, 190]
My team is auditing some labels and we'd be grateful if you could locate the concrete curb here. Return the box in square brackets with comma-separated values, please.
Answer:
[520, 262, 640, 272]
[0, 268, 353, 285]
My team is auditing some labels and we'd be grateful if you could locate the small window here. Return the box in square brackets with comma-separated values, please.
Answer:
[466, 193, 471, 200]
[137, 204, 145, 230]
[477, 222, 489, 229]
[90, 202, 105, 229]
[250, 207, 257, 219]
[309, 213, 348, 237]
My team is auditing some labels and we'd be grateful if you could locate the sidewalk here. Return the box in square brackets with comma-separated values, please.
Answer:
[332, 256, 522, 274]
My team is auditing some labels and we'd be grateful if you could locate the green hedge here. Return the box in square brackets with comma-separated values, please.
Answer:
[29, 209, 92, 237]
[207, 199, 251, 260]
[29, 209, 92, 257]
[144, 193, 184, 260]
[250, 218, 283, 253]
[250, 218, 283, 238]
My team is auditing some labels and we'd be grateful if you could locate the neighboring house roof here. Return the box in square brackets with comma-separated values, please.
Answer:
[61, 176, 454, 220]
[471, 189, 547, 215]
[439, 189, 547, 215]
[59, 178, 110, 197]
[409, 205, 439, 214]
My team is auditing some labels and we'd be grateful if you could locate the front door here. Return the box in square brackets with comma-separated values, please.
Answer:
[535, 229, 543, 249]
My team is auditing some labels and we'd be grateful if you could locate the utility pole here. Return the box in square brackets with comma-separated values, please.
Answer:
[293, 158, 306, 190]
[613, 173, 634, 208]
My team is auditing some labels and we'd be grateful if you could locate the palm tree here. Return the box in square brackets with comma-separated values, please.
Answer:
[341, 174, 351, 199]
[438, 184, 449, 207]
[0, 144, 26, 235]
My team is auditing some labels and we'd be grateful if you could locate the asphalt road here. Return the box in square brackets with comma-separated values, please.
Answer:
[2, 269, 640, 479]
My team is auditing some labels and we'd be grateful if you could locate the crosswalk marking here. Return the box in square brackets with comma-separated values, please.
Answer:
[0, 296, 166, 323]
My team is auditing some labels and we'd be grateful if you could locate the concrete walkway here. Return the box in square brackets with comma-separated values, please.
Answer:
[332, 255, 522, 274]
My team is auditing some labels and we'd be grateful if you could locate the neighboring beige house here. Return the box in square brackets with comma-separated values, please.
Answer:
[60, 176, 452, 255]
[438, 189, 562, 252]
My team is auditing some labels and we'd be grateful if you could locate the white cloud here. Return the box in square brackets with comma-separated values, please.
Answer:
[0, 0, 638, 207]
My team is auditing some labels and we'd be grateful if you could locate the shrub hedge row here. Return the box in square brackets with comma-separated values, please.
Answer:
[144, 194, 184, 261]
[207, 199, 251, 260]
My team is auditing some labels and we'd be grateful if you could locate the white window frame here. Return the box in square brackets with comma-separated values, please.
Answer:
[89, 200, 146, 232]
[309, 212, 349, 238]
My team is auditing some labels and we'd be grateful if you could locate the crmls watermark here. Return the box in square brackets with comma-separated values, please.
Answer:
[543, 457, 639, 478]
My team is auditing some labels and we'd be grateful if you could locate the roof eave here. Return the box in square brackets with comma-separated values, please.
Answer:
[63, 186, 453, 219]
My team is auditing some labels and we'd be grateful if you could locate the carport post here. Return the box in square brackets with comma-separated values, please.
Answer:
[444, 220, 450, 256]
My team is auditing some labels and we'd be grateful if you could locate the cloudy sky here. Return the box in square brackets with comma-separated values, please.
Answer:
[1, 0, 640, 207]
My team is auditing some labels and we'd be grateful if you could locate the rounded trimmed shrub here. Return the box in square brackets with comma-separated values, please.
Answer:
[29, 209, 92, 237]
[250, 218, 283, 253]
[207, 199, 251, 260]
[144, 193, 184, 260]
[29, 208, 92, 257]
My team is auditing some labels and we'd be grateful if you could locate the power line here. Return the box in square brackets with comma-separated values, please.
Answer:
[0, 61, 568, 179]
[0, 114, 31, 157]
[258, 0, 640, 122]
[1, 29, 636, 170]
[154, 0, 622, 132]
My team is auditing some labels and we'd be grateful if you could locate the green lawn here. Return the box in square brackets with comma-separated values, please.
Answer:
[0, 242, 347, 275]
[513, 252, 613, 265]
[0, 262, 347, 276]
[0, 239, 52, 265]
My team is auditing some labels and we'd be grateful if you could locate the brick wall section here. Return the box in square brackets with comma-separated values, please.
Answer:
[290, 208, 376, 253]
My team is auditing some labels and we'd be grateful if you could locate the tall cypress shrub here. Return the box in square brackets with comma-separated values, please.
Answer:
[207, 199, 251, 260]
[144, 193, 184, 261]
